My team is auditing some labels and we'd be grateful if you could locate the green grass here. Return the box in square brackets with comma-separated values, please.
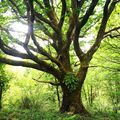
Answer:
[0, 108, 120, 120]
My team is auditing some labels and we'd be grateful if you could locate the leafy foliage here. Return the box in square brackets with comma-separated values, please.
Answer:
[64, 73, 79, 92]
[0, 64, 10, 92]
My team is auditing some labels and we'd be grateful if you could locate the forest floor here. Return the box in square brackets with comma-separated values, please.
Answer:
[0, 108, 120, 120]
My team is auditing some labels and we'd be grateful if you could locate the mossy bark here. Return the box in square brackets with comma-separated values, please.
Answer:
[60, 86, 88, 115]
[60, 66, 89, 115]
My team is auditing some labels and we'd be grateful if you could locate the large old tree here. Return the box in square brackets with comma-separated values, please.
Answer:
[0, 0, 120, 114]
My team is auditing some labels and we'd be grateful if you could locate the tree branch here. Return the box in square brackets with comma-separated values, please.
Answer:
[74, 0, 99, 61]
[0, 55, 62, 80]
[0, 24, 62, 70]
[34, 11, 60, 34]
[89, 65, 120, 72]
[105, 26, 120, 34]
[34, 14, 63, 53]
[86, 0, 118, 60]
[104, 34, 120, 38]
[43, 0, 58, 25]
[32, 78, 61, 86]
[0, 56, 41, 70]
[24, 1, 62, 69]
[103, 26, 120, 38]
[34, 0, 44, 9]
[35, 20, 54, 39]
[9, 0, 22, 15]
[58, 0, 66, 29]
[0, 37, 30, 59]
[62, 0, 86, 52]
[9, 0, 26, 18]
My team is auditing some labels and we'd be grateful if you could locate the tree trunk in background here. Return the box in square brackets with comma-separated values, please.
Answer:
[0, 87, 2, 109]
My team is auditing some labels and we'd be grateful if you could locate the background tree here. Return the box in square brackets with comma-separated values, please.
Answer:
[0, 0, 120, 115]
[0, 63, 10, 109]
[82, 28, 120, 112]
[95, 37, 120, 113]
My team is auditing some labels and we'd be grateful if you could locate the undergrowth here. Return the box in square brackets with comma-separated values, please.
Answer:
[0, 108, 120, 120]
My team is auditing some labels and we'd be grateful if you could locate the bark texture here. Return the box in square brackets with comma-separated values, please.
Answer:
[60, 86, 88, 114]
[60, 65, 89, 114]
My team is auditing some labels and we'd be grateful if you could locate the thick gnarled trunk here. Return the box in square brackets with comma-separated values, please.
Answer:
[60, 65, 89, 115]
[60, 87, 88, 114]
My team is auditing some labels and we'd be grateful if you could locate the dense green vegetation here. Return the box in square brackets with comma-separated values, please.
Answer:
[0, 0, 120, 119]
[0, 42, 120, 119]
